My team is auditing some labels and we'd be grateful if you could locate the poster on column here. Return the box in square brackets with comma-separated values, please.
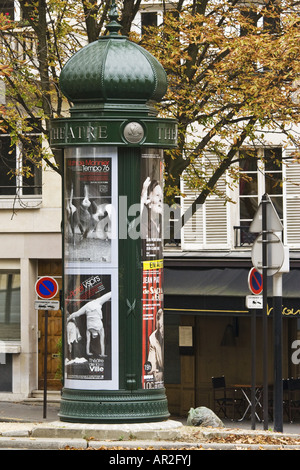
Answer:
[64, 147, 117, 268]
[63, 147, 118, 390]
[64, 271, 118, 390]
[141, 149, 164, 390]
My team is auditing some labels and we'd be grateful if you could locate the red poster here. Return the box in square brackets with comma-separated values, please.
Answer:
[142, 260, 164, 389]
[141, 149, 164, 389]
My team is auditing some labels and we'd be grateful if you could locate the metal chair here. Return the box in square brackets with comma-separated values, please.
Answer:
[211, 376, 244, 421]
[268, 379, 290, 421]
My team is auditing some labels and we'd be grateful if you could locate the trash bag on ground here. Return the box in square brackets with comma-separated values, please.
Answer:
[187, 406, 224, 428]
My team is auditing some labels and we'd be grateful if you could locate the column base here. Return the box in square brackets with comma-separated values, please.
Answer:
[59, 387, 170, 423]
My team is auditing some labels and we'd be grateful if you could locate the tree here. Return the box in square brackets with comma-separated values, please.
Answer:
[0, 0, 299, 223]
[0, 0, 141, 176]
[140, 0, 300, 221]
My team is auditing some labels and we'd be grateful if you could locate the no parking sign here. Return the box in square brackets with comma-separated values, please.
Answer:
[248, 267, 263, 295]
[35, 276, 59, 300]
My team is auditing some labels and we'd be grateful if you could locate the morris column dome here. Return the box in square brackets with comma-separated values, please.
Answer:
[59, 10, 167, 117]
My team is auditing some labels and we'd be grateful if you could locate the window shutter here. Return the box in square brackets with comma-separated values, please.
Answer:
[285, 150, 300, 247]
[181, 153, 229, 249]
[181, 191, 204, 248]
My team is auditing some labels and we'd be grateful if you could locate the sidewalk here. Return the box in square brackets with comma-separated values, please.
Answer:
[0, 400, 300, 450]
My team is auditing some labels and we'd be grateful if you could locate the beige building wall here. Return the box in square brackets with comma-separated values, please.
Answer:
[0, 161, 62, 400]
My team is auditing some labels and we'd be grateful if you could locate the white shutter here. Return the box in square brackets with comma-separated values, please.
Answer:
[285, 150, 300, 248]
[181, 153, 229, 249]
[205, 198, 228, 246]
[181, 194, 204, 248]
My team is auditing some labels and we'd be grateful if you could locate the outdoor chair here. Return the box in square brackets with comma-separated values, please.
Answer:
[287, 378, 300, 423]
[211, 375, 244, 421]
[268, 379, 290, 421]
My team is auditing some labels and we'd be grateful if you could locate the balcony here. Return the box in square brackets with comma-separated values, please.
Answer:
[234, 225, 258, 248]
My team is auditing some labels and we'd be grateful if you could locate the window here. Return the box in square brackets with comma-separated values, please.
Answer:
[141, 11, 158, 35]
[264, 147, 283, 219]
[0, 0, 14, 20]
[238, 2, 281, 72]
[0, 134, 16, 195]
[239, 150, 259, 228]
[0, 124, 42, 198]
[237, 147, 283, 245]
[0, 272, 20, 341]
[239, 1, 281, 36]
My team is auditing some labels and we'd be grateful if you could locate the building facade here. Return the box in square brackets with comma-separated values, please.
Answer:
[130, 1, 300, 417]
[0, 142, 62, 398]
[163, 141, 300, 416]
[0, 1, 300, 422]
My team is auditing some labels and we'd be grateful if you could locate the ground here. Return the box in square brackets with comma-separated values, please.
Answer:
[177, 425, 300, 447]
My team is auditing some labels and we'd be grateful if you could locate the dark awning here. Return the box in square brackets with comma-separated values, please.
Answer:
[164, 267, 300, 298]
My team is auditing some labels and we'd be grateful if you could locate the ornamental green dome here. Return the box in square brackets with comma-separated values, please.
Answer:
[59, 4, 167, 116]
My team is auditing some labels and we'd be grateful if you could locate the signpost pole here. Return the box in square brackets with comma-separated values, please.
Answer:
[247, 267, 263, 430]
[251, 308, 256, 430]
[273, 273, 283, 432]
[34, 276, 59, 420]
[250, 193, 285, 432]
[262, 194, 269, 430]
[43, 309, 48, 419]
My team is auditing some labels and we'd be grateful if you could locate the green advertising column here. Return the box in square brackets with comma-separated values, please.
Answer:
[50, 3, 177, 423]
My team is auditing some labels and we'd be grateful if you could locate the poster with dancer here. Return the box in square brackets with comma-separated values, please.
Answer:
[64, 271, 118, 390]
[140, 149, 164, 260]
[64, 147, 117, 267]
[141, 149, 164, 389]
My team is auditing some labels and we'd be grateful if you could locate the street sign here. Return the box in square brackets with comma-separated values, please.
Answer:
[35, 276, 59, 300]
[248, 267, 263, 295]
[246, 295, 263, 309]
[249, 196, 283, 233]
[251, 232, 284, 276]
[34, 300, 60, 311]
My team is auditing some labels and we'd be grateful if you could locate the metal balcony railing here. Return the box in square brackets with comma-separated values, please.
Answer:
[234, 225, 258, 248]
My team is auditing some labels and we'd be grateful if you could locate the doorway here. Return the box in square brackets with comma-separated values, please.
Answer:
[37, 260, 62, 390]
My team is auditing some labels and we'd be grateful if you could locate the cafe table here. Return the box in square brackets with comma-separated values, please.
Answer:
[232, 384, 263, 421]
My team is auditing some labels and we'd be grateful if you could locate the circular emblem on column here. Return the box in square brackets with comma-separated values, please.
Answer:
[123, 122, 144, 143]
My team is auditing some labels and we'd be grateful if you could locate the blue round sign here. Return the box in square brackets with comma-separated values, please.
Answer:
[35, 276, 59, 299]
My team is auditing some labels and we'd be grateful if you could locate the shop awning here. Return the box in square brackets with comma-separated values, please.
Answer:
[164, 267, 300, 298]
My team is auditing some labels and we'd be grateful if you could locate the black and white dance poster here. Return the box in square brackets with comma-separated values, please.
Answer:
[63, 147, 119, 390]
[64, 147, 117, 267]
[64, 271, 118, 390]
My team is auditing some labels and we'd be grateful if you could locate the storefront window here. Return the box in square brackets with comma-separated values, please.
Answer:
[0, 273, 21, 341]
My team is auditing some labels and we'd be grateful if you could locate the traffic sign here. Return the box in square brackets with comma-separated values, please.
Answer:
[251, 232, 284, 276]
[246, 295, 263, 309]
[248, 267, 263, 295]
[35, 276, 59, 300]
[249, 195, 283, 233]
[35, 300, 60, 310]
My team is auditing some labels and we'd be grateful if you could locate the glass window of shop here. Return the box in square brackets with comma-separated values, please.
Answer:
[0, 272, 20, 341]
